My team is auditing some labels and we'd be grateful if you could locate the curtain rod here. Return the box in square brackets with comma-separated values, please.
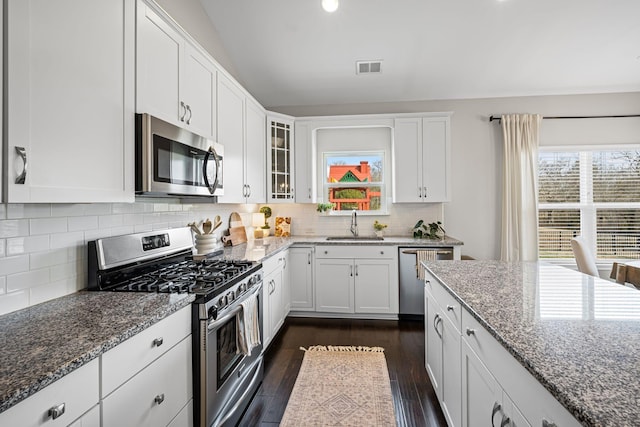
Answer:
[489, 114, 640, 123]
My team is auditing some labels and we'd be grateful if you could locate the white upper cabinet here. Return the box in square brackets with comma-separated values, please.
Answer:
[4, 0, 135, 203]
[394, 115, 451, 203]
[245, 98, 267, 204]
[136, 0, 217, 139]
[294, 121, 313, 203]
[217, 75, 266, 204]
[267, 113, 295, 203]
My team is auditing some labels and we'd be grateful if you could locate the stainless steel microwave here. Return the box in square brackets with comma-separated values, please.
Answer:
[135, 114, 223, 197]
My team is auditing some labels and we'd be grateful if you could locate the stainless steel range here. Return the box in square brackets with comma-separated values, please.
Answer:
[88, 227, 264, 427]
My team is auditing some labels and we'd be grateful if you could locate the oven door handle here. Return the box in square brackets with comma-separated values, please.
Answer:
[202, 145, 220, 195]
[214, 357, 264, 427]
[207, 283, 262, 331]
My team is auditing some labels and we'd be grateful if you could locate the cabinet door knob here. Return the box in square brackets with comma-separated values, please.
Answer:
[447, 305, 455, 311]
[380, 251, 384, 255]
[542, 420, 558, 427]
[154, 394, 165, 405]
[48, 403, 65, 420]
[15, 146, 27, 184]
[466, 328, 475, 336]
[491, 402, 501, 427]
[152, 337, 164, 347]
[423, 187, 428, 198]
[324, 250, 328, 255]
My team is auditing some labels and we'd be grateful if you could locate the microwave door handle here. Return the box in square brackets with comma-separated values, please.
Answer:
[203, 146, 220, 195]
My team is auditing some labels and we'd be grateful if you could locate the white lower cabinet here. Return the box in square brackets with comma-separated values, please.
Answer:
[101, 305, 192, 427]
[262, 250, 289, 348]
[289, 247, 314, 311]
[315, 246, 398, 315]
[461, 341, 530, 427]
[102, 336, 192, 427]
[0, 358, 99, 427]
[425, 285, 461, 427]
[425, 271, 581, 427]
[69, 405, 100, 427]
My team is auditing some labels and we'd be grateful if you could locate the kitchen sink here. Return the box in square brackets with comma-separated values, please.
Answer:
[326, 236, 384, 241]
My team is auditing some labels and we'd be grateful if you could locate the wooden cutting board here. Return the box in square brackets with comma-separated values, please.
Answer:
[221, 212, 247, 245]
[226, 226, 247, 245]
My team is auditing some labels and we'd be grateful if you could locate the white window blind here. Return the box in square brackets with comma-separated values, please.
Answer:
[538, 149, 640, 261]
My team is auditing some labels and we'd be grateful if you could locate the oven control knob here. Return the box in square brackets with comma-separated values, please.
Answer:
[239, 283, 247, 293]
[218, 297, 226, 308]
[208, 306, 218, 320]
[227, 291, 235, 302]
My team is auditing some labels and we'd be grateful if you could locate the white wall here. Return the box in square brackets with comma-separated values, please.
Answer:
[272, 92, 640, 260]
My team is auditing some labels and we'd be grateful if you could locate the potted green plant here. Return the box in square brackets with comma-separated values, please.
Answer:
[413, 220, 446, 240]
[373, 220, 387, 237]
[259, 206, 272, 236]
[316, 203, 335, 214]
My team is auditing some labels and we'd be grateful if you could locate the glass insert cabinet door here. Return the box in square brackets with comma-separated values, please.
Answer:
[267, 115, 295, 201]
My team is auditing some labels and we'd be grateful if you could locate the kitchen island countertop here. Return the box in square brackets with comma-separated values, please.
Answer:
[0, 291, 194, 414]
[424, 260, 640, 427]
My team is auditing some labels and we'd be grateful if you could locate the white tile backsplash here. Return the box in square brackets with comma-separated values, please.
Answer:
[0, 199, 444, 316]
[6, 235, 50, 256]
[7, 268, 50, 292]
[30, 217, 68, 235]
[0, 219, 30, 238]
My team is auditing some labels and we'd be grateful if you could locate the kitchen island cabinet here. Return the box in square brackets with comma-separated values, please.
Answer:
[4, 0, 135, 203]
[424, 260, 640, 427]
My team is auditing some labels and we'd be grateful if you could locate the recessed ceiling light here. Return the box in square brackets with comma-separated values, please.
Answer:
[322, 0, 339, 13]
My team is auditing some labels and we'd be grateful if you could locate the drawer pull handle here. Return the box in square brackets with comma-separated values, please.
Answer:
[15, 146, 27, 184]
[48, 403, 65, 420]
[154, 393, 165, 405]
[491, 402, 501, 427]
[153, 337, 164, 347]
[542, 420, 558, 427]
[447, 305, 455, 311]
[466, 328, 475, 336]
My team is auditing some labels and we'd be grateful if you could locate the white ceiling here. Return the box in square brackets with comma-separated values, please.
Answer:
[199, 0, 640, 108]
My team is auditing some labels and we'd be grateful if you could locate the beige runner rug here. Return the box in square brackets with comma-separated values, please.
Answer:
[280, 345, 396, 427]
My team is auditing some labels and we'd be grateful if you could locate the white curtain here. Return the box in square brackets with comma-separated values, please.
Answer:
[500, 114, 542, 262]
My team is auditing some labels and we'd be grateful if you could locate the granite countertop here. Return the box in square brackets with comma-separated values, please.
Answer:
[221, 235, 463, 262]
[424, 260, 640, 427]
[0, 291, 194, 414]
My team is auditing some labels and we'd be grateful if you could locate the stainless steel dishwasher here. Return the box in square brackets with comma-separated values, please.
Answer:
[398, 247, 454, 318]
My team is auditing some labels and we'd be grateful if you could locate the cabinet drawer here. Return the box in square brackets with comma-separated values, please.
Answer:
[0, 358, 99, 427]
[427, 276, 462, 333]
[262, 251, 285, 276]
[102, 305, 191, 397]
[102, 336, 193, 427]
[315, 245, 393, 259]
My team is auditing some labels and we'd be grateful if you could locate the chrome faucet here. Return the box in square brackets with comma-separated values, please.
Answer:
[350, 210, 359, 237]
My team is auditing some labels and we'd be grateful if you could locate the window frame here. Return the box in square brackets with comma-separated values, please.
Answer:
[538, 144, 640, 264]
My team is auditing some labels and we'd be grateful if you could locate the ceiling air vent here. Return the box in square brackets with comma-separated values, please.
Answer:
[356, 60, 382, 75]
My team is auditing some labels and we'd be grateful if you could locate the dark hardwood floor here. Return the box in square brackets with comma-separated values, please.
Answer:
[238, 317, 447, 427]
